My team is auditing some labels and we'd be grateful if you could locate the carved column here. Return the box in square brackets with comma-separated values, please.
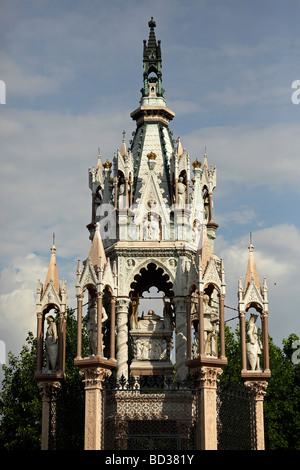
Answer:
[244, 380, 268, 450]
[174, 298, 188, 380]
[110, 296, 116, 360]
[239, 309, 247, 372]
[81, 367, 111, 450]
[196, 366, 222, 450]
[116, 298, 130, 379]
[186, 295, 192, 361]
[219, 294, 226, 359]
[38, 381, 61, 450]
[58, 311, 66, 372]
[36, 311, 43, 373]
[261, 311, 270, 372]
[76, 294, 83, 359]
[97, 292, 103, 357]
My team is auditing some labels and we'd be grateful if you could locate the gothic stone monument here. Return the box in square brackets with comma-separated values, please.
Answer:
[35, 18, 270, 451]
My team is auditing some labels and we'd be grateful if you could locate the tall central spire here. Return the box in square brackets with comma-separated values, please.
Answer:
[142, 17, 162, 97]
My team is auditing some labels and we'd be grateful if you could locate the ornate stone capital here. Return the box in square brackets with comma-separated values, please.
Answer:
[80, 367, 112, 389]
[244, 380, 269, 399]
[115, 297, 130, 312]
[197, 366, 223, 389]
[38, 381, 62, 401]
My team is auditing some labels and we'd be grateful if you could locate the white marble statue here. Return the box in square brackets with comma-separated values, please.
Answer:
[84, 300, 108, 356]
[177, 176, 186, 207]
[246, 313, 262, 371]
[163, 299, 174, 330]
[203, 294, 219, 357]
[45, 315, 58, 371]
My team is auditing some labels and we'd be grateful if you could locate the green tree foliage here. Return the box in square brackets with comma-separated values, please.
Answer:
[0, 331, 41, 450]
[219, 324, 241, 386]
[0, 308, 89, 451]
[264, 333, 300, 450]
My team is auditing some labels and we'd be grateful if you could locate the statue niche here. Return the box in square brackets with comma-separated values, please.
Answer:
[191, 290, 220, 358]
[129, 297, 174, 376]
[44, 314, 58, 372]
[83, 296, 108, 357]
[246, 312, 262, 371]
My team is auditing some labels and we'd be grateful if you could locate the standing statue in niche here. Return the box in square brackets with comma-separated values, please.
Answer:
[163, 298, 174, 330]
[45, 315, 58, 371]
[143, 214, 160, 240]
[118, 181, 126, 209]
[177, 176, 186, 207]
[84, 299, 108, 356]
[129, 296, 139, 330]
[203, 294, 219, 357]
[246, 313, 262, 371]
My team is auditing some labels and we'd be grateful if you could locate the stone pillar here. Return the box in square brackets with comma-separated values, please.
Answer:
[186, 295, 192, 361]
[81, 367, 111, 450]
[261, 311, 270, 372]
[197, 366, 222, 450]
[239, 309, 247, 372]
[38, 381, 61, 450]
[116, 298, 130, 379]
[219, 294, 226, 359]
[97, 292, 103, 357]
[36, 312, 43, 373]
[76, 294, 83, 359]
[110, 296, 116, 360]
[58, 311, 66, 372]
[244, 380, 268, 450]
[174, 298, 188, 380]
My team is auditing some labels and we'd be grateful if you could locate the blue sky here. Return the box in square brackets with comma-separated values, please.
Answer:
[0, 0, 300, 363]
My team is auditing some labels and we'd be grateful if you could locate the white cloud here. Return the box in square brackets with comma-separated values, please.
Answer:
[216, 224, 300, 346]
[217, 208, 257, 227]
[0, 53, 73, 98]
[182, 123, 300, 192]
[0, 253, 47, 356]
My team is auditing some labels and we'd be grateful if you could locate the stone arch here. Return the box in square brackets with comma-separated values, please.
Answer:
[129, 261, 174, 298]
[245, 300, 263, 314]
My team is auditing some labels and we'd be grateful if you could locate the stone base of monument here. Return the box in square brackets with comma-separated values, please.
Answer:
[130, 359, 173, 376]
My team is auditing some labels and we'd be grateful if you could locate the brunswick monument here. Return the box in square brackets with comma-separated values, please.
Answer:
[34, 18, 271, 450]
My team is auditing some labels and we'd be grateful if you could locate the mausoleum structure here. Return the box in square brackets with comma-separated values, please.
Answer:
[35, 18, 270, 451]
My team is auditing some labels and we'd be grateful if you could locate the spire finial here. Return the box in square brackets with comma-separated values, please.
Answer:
[244, 233, 261, 293]
[51, 233, 56, 254]
[249, 232, 254, 251]
[43, 234, 60, 295]
[142, 17, 162, 98]
[203, 148, 208, 167]
[148, 17, 156, 29]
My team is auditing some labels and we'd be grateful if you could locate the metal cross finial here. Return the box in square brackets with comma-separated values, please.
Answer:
[122, 130, 126, 140]
[53, 233, 55, 246]
[250, 232, 253, 244]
